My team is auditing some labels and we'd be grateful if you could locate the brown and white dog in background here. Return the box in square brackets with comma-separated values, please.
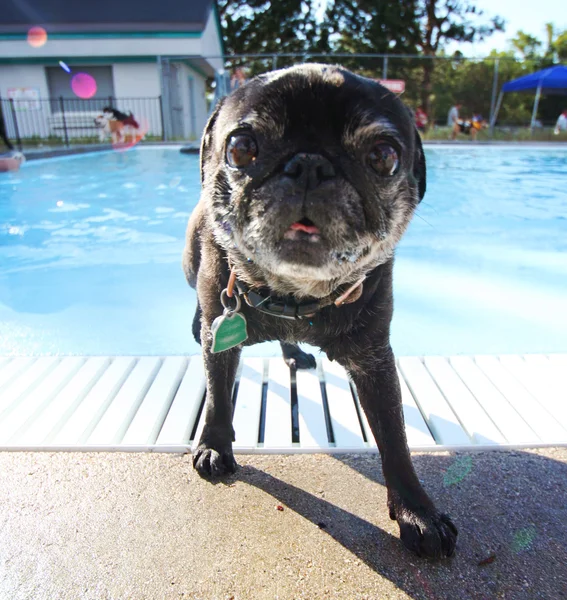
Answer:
[94, 114, 124, 143]
[95, 107, 140, 143]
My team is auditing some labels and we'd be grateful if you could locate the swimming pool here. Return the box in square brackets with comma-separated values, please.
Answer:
[0, 145, 566, 357]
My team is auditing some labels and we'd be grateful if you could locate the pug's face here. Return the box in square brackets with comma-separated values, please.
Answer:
[201, 64, 425, 295]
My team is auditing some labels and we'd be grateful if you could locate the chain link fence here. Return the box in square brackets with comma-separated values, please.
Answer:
[215, 54, 567, 141]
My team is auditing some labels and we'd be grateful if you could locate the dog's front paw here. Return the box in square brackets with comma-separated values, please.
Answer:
[193, 443, 237, 479]
[394, 504, 457, 559]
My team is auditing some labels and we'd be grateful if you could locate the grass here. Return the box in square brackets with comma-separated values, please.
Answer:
[422, 126, 567, 142]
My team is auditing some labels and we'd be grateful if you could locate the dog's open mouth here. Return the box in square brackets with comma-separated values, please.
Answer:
[284, 218, 321, 241]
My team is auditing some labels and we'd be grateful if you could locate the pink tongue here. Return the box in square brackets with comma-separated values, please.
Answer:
[290, 222, 320, 234]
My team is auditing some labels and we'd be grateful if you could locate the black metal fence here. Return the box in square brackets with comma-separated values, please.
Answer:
[0, 96, 165, 149]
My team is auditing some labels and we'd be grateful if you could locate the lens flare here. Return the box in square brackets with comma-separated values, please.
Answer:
[27, 27, 48, 48]
[71, 73, 97, 99]
[443, 455, 472, 486]
[512, 526, 537, 553]
[59, 61, 71, 73]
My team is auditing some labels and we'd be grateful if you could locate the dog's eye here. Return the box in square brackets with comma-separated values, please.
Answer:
[226, 134, 258, 168]
[368, 143, 399, 176]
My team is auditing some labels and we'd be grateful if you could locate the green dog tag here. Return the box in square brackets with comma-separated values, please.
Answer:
[211, 312, 248, 353]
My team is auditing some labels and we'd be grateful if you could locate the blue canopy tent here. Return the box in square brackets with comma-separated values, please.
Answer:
[490, 65, 567, 131]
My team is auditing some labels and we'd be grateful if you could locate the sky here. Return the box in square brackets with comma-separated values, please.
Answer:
[445, 0, 566, 57]
[314, 0, 565, 58]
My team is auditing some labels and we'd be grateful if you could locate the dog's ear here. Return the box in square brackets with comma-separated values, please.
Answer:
[413, 128, 426, 202]
[200, 97, 225, 183]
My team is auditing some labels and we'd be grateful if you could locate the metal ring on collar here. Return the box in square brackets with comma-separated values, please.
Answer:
[220, 288, 241, 313]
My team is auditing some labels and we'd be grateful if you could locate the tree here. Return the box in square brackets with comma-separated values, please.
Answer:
[544, 22, 555, 61]
[537, 22, 567, 63]
[217, 0, 318, 73]
[511, 31, 543, 60]
[324, 0, 504, 118]
[410, 1, 504, 117]
[430, 50, 536, 126]
[507, 24, 567, 125]
[315, 0, 422, 82]
[550, 26, 567, 62]
[319, 0, 420, 55]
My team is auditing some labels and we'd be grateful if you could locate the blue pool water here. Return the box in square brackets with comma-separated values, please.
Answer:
[0, 145, 566, 357]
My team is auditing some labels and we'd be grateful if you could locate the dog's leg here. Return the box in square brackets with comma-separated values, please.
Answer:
[193, 343, 241, 478]
[280, 342, 316, 370]
[192, 262, 241, 478]
[192, 302, 202, 345]
[337, 343, 457, 559]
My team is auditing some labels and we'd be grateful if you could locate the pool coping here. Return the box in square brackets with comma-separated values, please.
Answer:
[22, 141, 199, 161]
[0, 353, 565, 453]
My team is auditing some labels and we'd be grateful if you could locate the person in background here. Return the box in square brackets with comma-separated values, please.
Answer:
[554, 108, 567, 134]
[0, 145, 25, 171]
[230, 68, 247, 91]
[0, 101, 25, 171]
[0, 152, 25, 171]
[451, 110, 486, 141]
[470, 111, 486, 140]
[415, 105, 428, 132]
[447, 102, 462, 128]
[0, 103, 14, 151]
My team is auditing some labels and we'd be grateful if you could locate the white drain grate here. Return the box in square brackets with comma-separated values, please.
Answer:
[0, 354, 565, 452]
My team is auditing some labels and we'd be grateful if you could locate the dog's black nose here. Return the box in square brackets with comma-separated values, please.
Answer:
[283, 153, 336, 190]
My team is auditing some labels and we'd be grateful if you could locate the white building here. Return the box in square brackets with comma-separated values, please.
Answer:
[0, 0, 223, 142]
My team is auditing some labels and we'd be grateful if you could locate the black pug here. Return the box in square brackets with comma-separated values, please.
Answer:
[183, 64, 457, 559]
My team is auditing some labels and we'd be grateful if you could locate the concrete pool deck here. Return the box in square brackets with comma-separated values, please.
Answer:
[1, 449, 566, 599]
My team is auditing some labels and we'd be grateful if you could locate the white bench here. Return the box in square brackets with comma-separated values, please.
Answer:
[48, 111, 101, 136]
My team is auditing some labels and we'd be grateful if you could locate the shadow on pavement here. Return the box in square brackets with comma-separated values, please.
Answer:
[239, 450, 567, 600]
